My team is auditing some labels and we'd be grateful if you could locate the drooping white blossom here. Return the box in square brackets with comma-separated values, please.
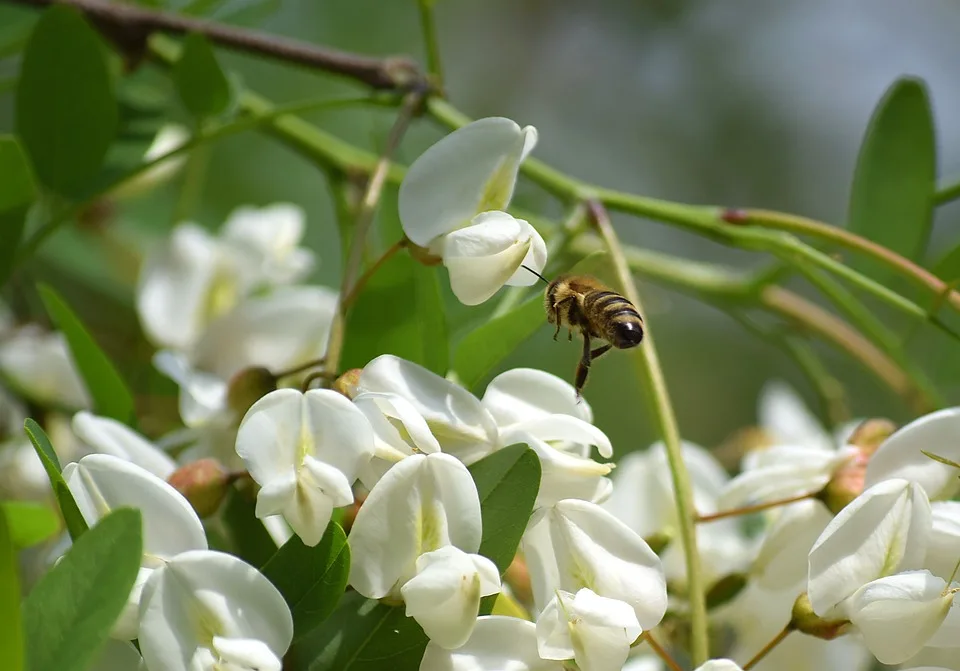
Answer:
[925, 501, 960, 582]
[138, 550, 293, 671]
[348, 452, 483, 600]
[481, 367, 593, 427]
[398, 117, 546, 305]
[807, 478, 932, 617]
[71, 411, 177, 479]
[235, 388, 374, 546]
[536, 588, 641, 671]
[522, 498, 667, 629]
[694, 661, 745, 671]
[419, 615, 563, 671]
[63, 454, 208, 639]
[865, 407, 960, 501]
[0, 326, 89, 409]
[400, 545, 501, 649]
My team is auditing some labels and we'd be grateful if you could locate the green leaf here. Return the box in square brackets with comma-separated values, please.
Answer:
[38, 284, 134, 424]
[0, 510, 24, 671]
[221, 484, 277, 567]
[933, 243, 960, 285]
[342, 252, 449, 375]
[452, 294, 543, 392]
[23, 419, 87, 541]
[261, 522, 350, 640]
[847, 77, 936, 282]
[452, 251, 610, 392]
[173, 33, 231, 119]
[22, 507, 142, 671]
[2, 502, 60, 548]
[0, 136, 37, 284]
[15, 5, 117, 197]
[467, 444, 541, 615]
[289, 592, 427, 671]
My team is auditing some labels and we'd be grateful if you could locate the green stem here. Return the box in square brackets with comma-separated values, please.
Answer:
[417, 0, 444, 89]
[587, 200, 709, 666]
[935, 175, 960, 206]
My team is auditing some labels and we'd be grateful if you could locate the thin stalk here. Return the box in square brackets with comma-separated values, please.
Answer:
[417, 0, 444, 89]
[936, 176, 960, 206]
[322, 91, 424, 379]
[171, 141, 210, 224]
[641, 632, 684, 671]
[342, 237, 408, 309]
[588, 200, 708, 665]
[696, 492, 814, 523]
[743, 626, 793, 671]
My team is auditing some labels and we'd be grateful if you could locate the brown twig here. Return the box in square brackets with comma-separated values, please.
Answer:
[742, 625, 793, 670]
[639, 632, 684, 671]
[5, 0, 424, 90]
[341, 237, 408, 309]
[696, 492, 814, 523]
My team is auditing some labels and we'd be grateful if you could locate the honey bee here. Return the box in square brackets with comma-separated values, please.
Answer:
[522, 265, 644, 397]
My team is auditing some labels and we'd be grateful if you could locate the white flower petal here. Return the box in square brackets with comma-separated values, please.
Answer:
[212, 636, 282, 671]
[419, 615, 562, 671]
[359, 355, 498, 464]
[695, 661, 745, 671]
[0, 327, 90, 409]
[401, 546, 501, 649]
[254, 472, 297, 519]
[398, 117, 533, 246]
[926, 501, 960, 581]
[235, 388, 303, 485]
[138, 550, 293, 671]
[537, 589, 640, 671]
[442, 212, 532, 306]
[64, 454, 207, 560]
[152, 350, 227, 428]
[846, 571, 955, 665]
[752, 500, 832, 589]
[192, 285, 338, 380]
[505, 221, 547, 287]
[136, 224, 221, 351]
[808, 478, 932, 616]
[354, 392, 441, 456]
[349, 453, 482, 599]
[865, 407, 960, 500]
[221, 203, 314, 286]
[482, 367, 592, 427]
[759, 381, 833, 451]
[301, 389, 376, 479]
[504, 414, 613, 459]
[71, 411, 177, 479]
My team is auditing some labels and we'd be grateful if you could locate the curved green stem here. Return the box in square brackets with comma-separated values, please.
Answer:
[587, 200, 709, 665]
[417, 0, 444, 89]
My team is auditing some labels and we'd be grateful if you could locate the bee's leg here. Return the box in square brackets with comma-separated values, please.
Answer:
[552, 297, 573, 341]
[590, 344, 613, 361]
[575, 333, 592, 399]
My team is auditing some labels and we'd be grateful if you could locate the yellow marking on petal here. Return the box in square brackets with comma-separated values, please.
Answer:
[477, 157, 514, 213]
[202, 268, 240, 324]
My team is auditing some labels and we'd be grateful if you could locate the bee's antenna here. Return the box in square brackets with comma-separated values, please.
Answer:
[521, 264, 551, 285]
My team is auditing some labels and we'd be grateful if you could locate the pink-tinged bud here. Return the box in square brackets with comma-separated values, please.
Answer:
[333, 369, 363, 399]
[408, 242, 443, 266]
[720, 208, 750, 225]
[167, 459, 230, 518]
[504, 554, 533, 608]
[790, 593, 850, 640]
[226, 366, 277, 418]
[821, 419, 898, 514]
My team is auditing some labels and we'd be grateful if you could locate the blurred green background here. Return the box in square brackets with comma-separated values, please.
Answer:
[2, 0, 960, 457]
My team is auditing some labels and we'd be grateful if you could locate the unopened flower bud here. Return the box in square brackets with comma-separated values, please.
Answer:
[644, 529, 673, 555]
[706, 572, 749, 610]
[407, 242, 443, 266]
[332, 369, 362, 399]
[504, 554, 533, 607]
[226, 366, 277, 417]
[820, 419, 897, 514]
[790, 592, 850, 640]
[167, 458, 230, 517]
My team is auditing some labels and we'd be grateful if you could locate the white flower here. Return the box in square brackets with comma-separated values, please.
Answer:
[807, 478, 931, 617]
[481, 367, 593, 428]
[136, 206, 316, 351]
[71, 411, 176, 479]
[63, 454, 208, 639]
[138, 549, 293, 671]
[844, 571, 957, 665]
[865, 407, 960, 501]
[419, 615, 564, 671]
[522, 498, 667, 629]
[758, 380, 837, 453]
[235, 388, 374, 547]
[398, 117, 545, 305]
[353, 391, 441, 488]
[536, 588, 641, 671]
[400, 545, 501, 649]
[0, 326, 89, 409]
[926, 501, 960, 582]
[349, 453, 482, 600]
[694, 662, 745, 671]
[751, 499, 832, 589]
[356, 355, 499, 466]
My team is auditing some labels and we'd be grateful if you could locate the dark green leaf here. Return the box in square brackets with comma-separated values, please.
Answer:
[262, 522, 350, 640]
[173, 33, 231, 119]
[0, 137, 37, 284]
[38, 285, 134, 424]
[342, 253, 448, 375]
[22, 508, 142, 671]
[221, 484, 277, 567]
[452, 294, 543, 392]
[847, 77, 936, 282]
[15, 5, 117, 197]
[2, 502, 60, 548]
[467, 444, 541, 615]
[0, 510, 24, 671]
[933, 243, 960, 285]
[289, 591, 427, 671]
[23, 419, 87, 541]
